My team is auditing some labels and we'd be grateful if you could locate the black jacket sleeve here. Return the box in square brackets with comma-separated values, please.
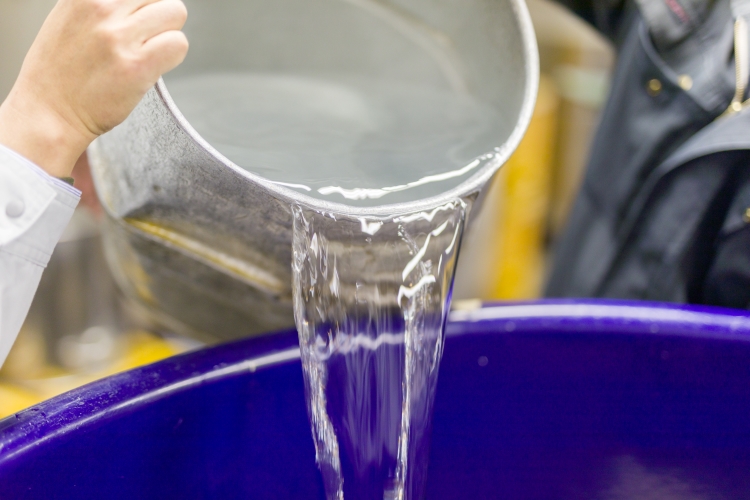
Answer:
[702, 226, 750, 309]
[555, 0, 631, 41]
[702, 170, 750, 309]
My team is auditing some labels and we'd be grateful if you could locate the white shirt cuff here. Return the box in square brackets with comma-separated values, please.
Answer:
[0, 144, 82, 198]
[0, 144, 81, 248]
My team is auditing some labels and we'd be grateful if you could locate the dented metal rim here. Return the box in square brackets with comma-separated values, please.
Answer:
[154, 0, 540, 218]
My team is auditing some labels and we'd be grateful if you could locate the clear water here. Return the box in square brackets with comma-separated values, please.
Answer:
[165, 72, 503, 207]
[292, 201, 467, 500]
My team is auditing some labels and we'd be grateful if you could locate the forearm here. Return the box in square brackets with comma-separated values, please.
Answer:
[0, 93, 93, 178]
[0, 0, 188, 366]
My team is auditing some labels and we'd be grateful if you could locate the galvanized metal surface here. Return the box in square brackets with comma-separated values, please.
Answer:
[89, 0, 539, 342]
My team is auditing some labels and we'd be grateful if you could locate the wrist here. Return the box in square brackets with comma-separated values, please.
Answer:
[0, 89, 95, 178]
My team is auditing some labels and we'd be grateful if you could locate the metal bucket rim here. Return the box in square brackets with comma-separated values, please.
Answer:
[155, 0, 540, 217]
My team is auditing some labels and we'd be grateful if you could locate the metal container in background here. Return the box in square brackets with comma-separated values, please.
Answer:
[89, 0, 539, 343]
[9, 208, 125, 375]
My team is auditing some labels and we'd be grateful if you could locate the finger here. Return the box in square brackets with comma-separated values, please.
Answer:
[95, 0, 161, 16]
[128, 0, 187, 43]
[141, 30, 189, 78]
[126, 0, 163, 15]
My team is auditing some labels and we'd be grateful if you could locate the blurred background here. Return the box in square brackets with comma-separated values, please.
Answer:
[0, 0, 614, 417]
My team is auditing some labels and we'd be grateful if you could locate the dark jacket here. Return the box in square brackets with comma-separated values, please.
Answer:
[546, 0, 750, 309]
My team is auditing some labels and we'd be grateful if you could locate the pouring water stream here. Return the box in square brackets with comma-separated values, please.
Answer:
[166, 71, 499, 499]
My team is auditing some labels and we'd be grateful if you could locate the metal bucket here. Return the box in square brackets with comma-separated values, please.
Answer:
[3, 300, 750, 498]
[88, 0, 539, 342]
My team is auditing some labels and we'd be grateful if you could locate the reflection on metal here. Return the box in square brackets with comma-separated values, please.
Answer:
[126, 219, 286, 295]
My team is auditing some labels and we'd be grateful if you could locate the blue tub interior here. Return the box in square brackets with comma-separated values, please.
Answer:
[2, 301, 750, 498]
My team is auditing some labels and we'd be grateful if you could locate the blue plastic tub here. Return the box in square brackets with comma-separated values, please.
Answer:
[3, 300, 750, 498]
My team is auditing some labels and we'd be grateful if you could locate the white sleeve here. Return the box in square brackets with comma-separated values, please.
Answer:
[0, 145, 81, 366]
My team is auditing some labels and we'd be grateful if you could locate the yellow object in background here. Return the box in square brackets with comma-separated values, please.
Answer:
[0, 331, 186, 419]
[454, 75, 560, 302]
[527, 0, 614, 237]
[454, 1, 613, 303]
[490, 76, 560, 300]
[0, 383, 39, 417]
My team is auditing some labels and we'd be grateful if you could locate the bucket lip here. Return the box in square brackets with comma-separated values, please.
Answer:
[154, 0, 540, 218]
[0, 329, 303, 468]
[3, 299, 750, 469]
[448, 299, 750, 341]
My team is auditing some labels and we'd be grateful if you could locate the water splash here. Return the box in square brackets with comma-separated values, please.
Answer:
[292, 199, 466, 500]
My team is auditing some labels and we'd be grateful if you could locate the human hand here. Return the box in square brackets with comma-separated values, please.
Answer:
[0, 0, 189, 178]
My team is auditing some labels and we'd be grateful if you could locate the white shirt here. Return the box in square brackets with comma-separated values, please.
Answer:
[0, 144, 80, 366]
